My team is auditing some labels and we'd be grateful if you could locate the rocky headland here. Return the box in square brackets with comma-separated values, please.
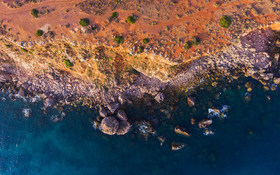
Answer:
[1, 0, 280, 145]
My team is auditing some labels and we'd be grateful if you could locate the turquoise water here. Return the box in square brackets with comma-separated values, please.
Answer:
[1, 77, 280, 175]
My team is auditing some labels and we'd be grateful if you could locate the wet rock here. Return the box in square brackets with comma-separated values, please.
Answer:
[100, 116, 119, 135]
[203, 128, 215, 136]
[172, 142, 185, 151]
[136, 120, 156, 135]
[93, 120, 101, 130]
[154, 92, 165, 103]
[273, 77, 280, 85]
[99, 106, 108, 118]
[44, 97, 55, 108]
[18, 87, 26, 97]
[106, 103, 119, 113]
[174, 126, 191, 137]
[116, 109, 128, 121]
[198, 119, 212, 129]
[187, 97, 196, 107]
[190, 118, 196, 125]
[116, 120, 131, 135]
[157, 135, 166, 146]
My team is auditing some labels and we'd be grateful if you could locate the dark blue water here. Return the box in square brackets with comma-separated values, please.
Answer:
[1, 77, 280, 175]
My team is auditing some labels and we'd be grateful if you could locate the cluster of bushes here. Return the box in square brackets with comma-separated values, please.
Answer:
[143, 38, 149, 44]
[219, 16, 232, 28]
[30, 9, 39, 18]
[184, 37, 201, 50]
[114, 36, 124, 44]
[64, 59, 73, 68]
[111, 12, 118, 18]
[138, 46, 144, 53]
[79, 18, 90, 27]
[127, 16, 136, 24]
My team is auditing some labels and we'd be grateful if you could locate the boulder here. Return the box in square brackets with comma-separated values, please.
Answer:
[154, 92, 165, 103]
[100, 116, 119, 135]
[203, 128, 215, 136]
[198, 119, 212, 128]
[174, 126, 191, 137]
[18, 87, 27, 97]
[116, 109, 128, 121]
[106, 102, 119, 113]
[116, 120, 131, 135]
[172, 142, 185, 151]
[187, 97, 196, 107]
[44, 97, 55, 108]
[99, 106, 108, 118]
[273, 77, 280, 84]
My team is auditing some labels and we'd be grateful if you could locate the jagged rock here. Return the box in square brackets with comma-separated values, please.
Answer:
[93, 120, 101, 130]
[106, 103, 119, 113]
[0, 75, 10, 83]
[22, 108, 31, 118]
[18, 87, 26, 97]
[203, 128, 215, 136]
[136, 120, 156, 135]
[187, 97, 196, 107]
[44, 97, 55, 108]
[100, 116, 119, 135]
[273, 78, 280, 85]
[174, 126, 191, 136]
[118, 95, 126, 105]
[116, 109, 128, 121]
[154, 92, 165, 103]
[99, 106, 108, 118]
[198, 119, 212, 129]
[172, 142, 185, 151]
[116, 120, 131, 135]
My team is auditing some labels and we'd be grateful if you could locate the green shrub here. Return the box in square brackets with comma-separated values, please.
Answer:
[114, 36, 124, 44]
[4, 44, 11, 48]
[139, 46, 144, 53]
[36, 30, 43, 36]
[127, 16, 136, 24]
[219, 16, 232, 28]
[21, 48, 28, 52]
[191, 37, 201, 46]
[184, 41, 192, 50]
[143, 38, 149, 44]
[111, 12, 118, 18]
[64, 59, 73, 68]
[79, 18, 90, 27]
[31, 9, 39, 18]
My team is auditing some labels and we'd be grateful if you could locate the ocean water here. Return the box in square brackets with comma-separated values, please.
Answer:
[1, 76, 280, 175]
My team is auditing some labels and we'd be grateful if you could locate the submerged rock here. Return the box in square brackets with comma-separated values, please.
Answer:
[187, 97, 196, 107]
[136, 120, 156, 135]
[198, 119, 212, 129]
[22, 108, 31, 118]
[116, 120, 131, 135]
[174, 125, 191, 137]
[44, 97, 55, 108]
[157, 135, 166, 146]
[203, 128, 215, 136]
[116, 109, 128, 121]
[100, 116, 119, 135]
[154, 92, 165, 103]
[172, 142, 185, 151]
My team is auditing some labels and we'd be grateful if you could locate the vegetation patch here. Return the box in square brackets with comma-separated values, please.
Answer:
[219, 16, 232, 28]
[64, 59, 73, 68]
[191, 37, 201, 46]
[31, 9, 39, 18]
[21, 48, 28, 52]
[114, 36, 124, 44]
[127, 16, 136, 24]
[184, 41, 192, 50]
[138, 46, 144, 53]
[79, 18, 90, 27]
[36, 30, 44, 36]
[143, 38, 149, 44]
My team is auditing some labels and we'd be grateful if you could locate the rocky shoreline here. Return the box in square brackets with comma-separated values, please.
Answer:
[1, 28, 280, 139]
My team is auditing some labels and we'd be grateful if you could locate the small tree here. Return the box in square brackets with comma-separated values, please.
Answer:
[36, 30, 43, 36]
[111, 12, 118, 18]
[114, 36, 124, 44]
[31, 9, 39, 18]
[191, 37, 201, 46]
[219, 16, 232, 28]
[143, 38, 149, 44]
[127, 16, 136, 24]
[79, 18, 90, 27]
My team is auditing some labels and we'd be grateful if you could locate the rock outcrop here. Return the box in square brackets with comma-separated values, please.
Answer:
[100, 116, 119, 135]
